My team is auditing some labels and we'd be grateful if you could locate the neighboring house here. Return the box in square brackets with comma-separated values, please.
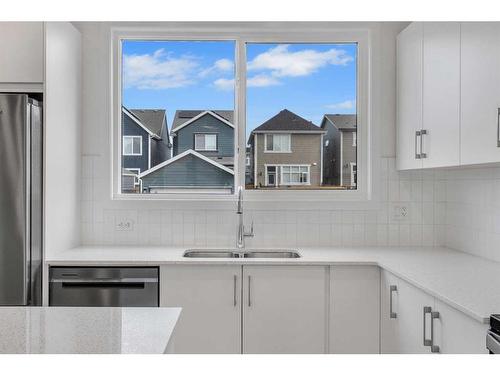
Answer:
[121, 169, 139, 193]
[139, 150, 234, 193]
[121, 107, 171, 189]
[320, 114, 357, 187]
[137, 110, 235, 192]
[171, 110, 234, 168]
[245, 146, 253, 186]
[248, 109, 326, 188]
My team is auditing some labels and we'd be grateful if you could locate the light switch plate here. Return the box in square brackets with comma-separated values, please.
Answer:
[115, 219, 134, 231]
[391, 204, 410, 222]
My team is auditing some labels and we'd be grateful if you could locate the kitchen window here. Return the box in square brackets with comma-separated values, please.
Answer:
[265, 134, 291, 153]
[195, 134, 217, 151]
[112, 27, 369, 202]
[123, 136, 142, 156]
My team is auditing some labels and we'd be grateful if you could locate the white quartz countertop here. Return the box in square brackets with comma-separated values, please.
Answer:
[0, 307, 181, 354]
[46, 246, 500, 324]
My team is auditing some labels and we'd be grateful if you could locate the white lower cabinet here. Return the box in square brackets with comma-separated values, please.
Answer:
[381, 270, 488, 354]
[242, 265, 328, 354]
[433, 299, 488, 354]
[329, 266, 380, 353]
[160, 265, 241, 353]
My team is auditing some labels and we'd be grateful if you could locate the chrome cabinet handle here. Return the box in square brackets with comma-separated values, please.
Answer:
[248, 275, 251, 307]
[233, 275, 237, 307]
[415, 130, 421, 159]
[497, 108, 500, 147]
[430, 311, 440, 353]
[389, 285, 397, 319]
[420, 129, 427, 158]
[423, 306, 432, 347]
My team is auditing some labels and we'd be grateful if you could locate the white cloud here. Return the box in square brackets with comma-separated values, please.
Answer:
[199, 58, 234, 77]
[248, 74, 280, 87]
[247, 44, 353, 78]
[213, 78, 235, 91]
[326, 100, 356, 110]
[123, 48, 198, 90]
[213, 73, 281, 91]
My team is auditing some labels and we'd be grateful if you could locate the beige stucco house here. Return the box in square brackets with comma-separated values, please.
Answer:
[248, 109, 326, 188]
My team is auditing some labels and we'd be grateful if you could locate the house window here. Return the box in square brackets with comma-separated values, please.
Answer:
[126, 168, 141, 185]
[114, 29, 367, 199]
[265, 134, 291, 152]
[246, 156, 251, 166]
[195, 134, 217, 151]
[118, 39, 235, 194]
[281, 165, 310, 185]
[246, 42, 357, 191]
[123, 136, 142, 156]
[350, 163, 357, 186]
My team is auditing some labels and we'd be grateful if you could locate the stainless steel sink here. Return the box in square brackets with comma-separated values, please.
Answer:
[183, 250, 239, 258]
[183, 249, 301, 259]
[243, 250, 301, 258]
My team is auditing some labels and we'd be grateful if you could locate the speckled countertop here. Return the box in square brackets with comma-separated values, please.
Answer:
[0, 307, 181, 354]
[46, 246, 500, 324]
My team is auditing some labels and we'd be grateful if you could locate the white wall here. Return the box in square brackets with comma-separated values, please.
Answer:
[79, 22, 447, 248]
[45, 22, 82, 257]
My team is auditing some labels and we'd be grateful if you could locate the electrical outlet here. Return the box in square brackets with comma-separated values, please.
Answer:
[392, 204, 410, 222]
[115, 219, 134, 231]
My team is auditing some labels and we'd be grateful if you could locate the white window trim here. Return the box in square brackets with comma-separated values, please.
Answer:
[194, 133, 218, 152]
[123, 135, 143, 156]
[350, 162, 357, 186]
[246, 156, 251, 166]
[264, 133, 292, 153]
[126, 168, 141, 185]
[280, 164, 311, 186]
[111, 25, 377, 208]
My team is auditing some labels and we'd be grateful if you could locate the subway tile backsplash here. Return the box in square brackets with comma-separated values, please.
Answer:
[81, 156, 451, 250]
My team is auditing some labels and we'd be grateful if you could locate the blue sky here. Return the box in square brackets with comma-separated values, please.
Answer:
[122, 41, 357, 141]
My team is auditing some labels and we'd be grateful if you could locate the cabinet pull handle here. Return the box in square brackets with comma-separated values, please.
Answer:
[430, 311, 440, 353]
[389, 285, 397, 318]
[248, 275, 251, 307]
[497, 108, 500, 147]
[420, 129, 427, 158]
[233, 275, 237, 307]
[415, 130, 421, 159]
[423, 306, 432, 347]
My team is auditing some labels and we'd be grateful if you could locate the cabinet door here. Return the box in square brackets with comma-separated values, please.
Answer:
[329, 266, 380, 353]
[397, 22, 423, 170]
[380, 270, 400, 353]
[242, 266, 327, 354]
[461, 22, 500, 165]
[381, 271, 435, 353]
[422, 22, 461, 168]
[0, 22, 44, 83]
[433, 299, 488, 354]
[160, 265, 241, 353]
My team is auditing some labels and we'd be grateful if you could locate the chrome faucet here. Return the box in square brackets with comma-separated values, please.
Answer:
[236, 186, 254, 249]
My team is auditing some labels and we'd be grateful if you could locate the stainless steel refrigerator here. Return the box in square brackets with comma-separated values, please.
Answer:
[0, 94, 43, 306]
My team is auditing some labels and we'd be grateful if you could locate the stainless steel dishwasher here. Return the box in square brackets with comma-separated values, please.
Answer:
[49, 267, 159, 307]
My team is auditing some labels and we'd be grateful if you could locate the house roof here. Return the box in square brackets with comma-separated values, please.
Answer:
[171, 110, 234, 132]
[138, 149, 234, 179]
[322, 114, 357, 130]
[251, 109, 324, 133]
[128, 108, 167, 137]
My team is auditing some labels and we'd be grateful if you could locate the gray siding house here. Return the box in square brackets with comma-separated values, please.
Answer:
[320, 114, 357, 187]
[248, 109, 326, 188]
[138, 110, 235, 192]
[122, 107, 171, 191]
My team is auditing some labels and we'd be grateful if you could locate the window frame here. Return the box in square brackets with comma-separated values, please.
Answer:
[125, 168, 141, 185]
[264, 133, 292, 153]
[194, 133, 218, 152]
[122, 135, 143, 156]
[111, 25, 375, 206]
[280, 164, 311, 186]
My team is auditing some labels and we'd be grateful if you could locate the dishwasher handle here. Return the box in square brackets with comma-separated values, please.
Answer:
[59, 281, 146, 289]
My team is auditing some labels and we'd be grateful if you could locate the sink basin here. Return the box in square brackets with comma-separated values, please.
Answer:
[183, 250, 238, 258]
[183, 249, 301, 259]
[243, 250, 301, 258]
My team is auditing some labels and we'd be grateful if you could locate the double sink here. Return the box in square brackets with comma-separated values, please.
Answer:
[184, 249, 301, 259]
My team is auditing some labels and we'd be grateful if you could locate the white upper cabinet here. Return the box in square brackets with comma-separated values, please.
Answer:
[460, 22, 500, 165]
[0, 22, 44, 83]
[422, 22, 461, 168]
[397, 22, 500, 169]
[397, 22, 423, 170]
